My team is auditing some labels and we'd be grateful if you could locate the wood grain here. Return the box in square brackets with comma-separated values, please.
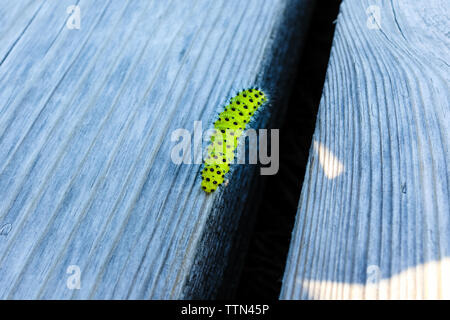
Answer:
[0, 0, 313, 299]
[281, 0, 450, 299]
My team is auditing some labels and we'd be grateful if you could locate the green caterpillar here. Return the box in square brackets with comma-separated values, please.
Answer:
[201, 88, 267, 193]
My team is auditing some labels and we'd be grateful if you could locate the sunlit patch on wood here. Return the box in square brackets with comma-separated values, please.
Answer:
[297, 258, 450, 300]
[313, 141, 344, 179]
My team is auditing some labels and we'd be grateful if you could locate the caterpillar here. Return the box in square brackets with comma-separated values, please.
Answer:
[201, 88, 267, 193]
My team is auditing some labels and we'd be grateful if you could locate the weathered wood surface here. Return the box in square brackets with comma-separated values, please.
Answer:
[281, 0, 450, 299]
[0, 0, 313, 299]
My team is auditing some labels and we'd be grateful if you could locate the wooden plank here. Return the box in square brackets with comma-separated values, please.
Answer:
[281, 0, 450, 299]
[0, 0, 313, 299]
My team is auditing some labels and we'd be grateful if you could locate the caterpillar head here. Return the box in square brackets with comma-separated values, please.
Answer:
[201, 164, 226, 193]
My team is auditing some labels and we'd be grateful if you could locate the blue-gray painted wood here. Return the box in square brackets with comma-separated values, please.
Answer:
[0, 0, 313, 299]
[281, 0, 450, 299]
